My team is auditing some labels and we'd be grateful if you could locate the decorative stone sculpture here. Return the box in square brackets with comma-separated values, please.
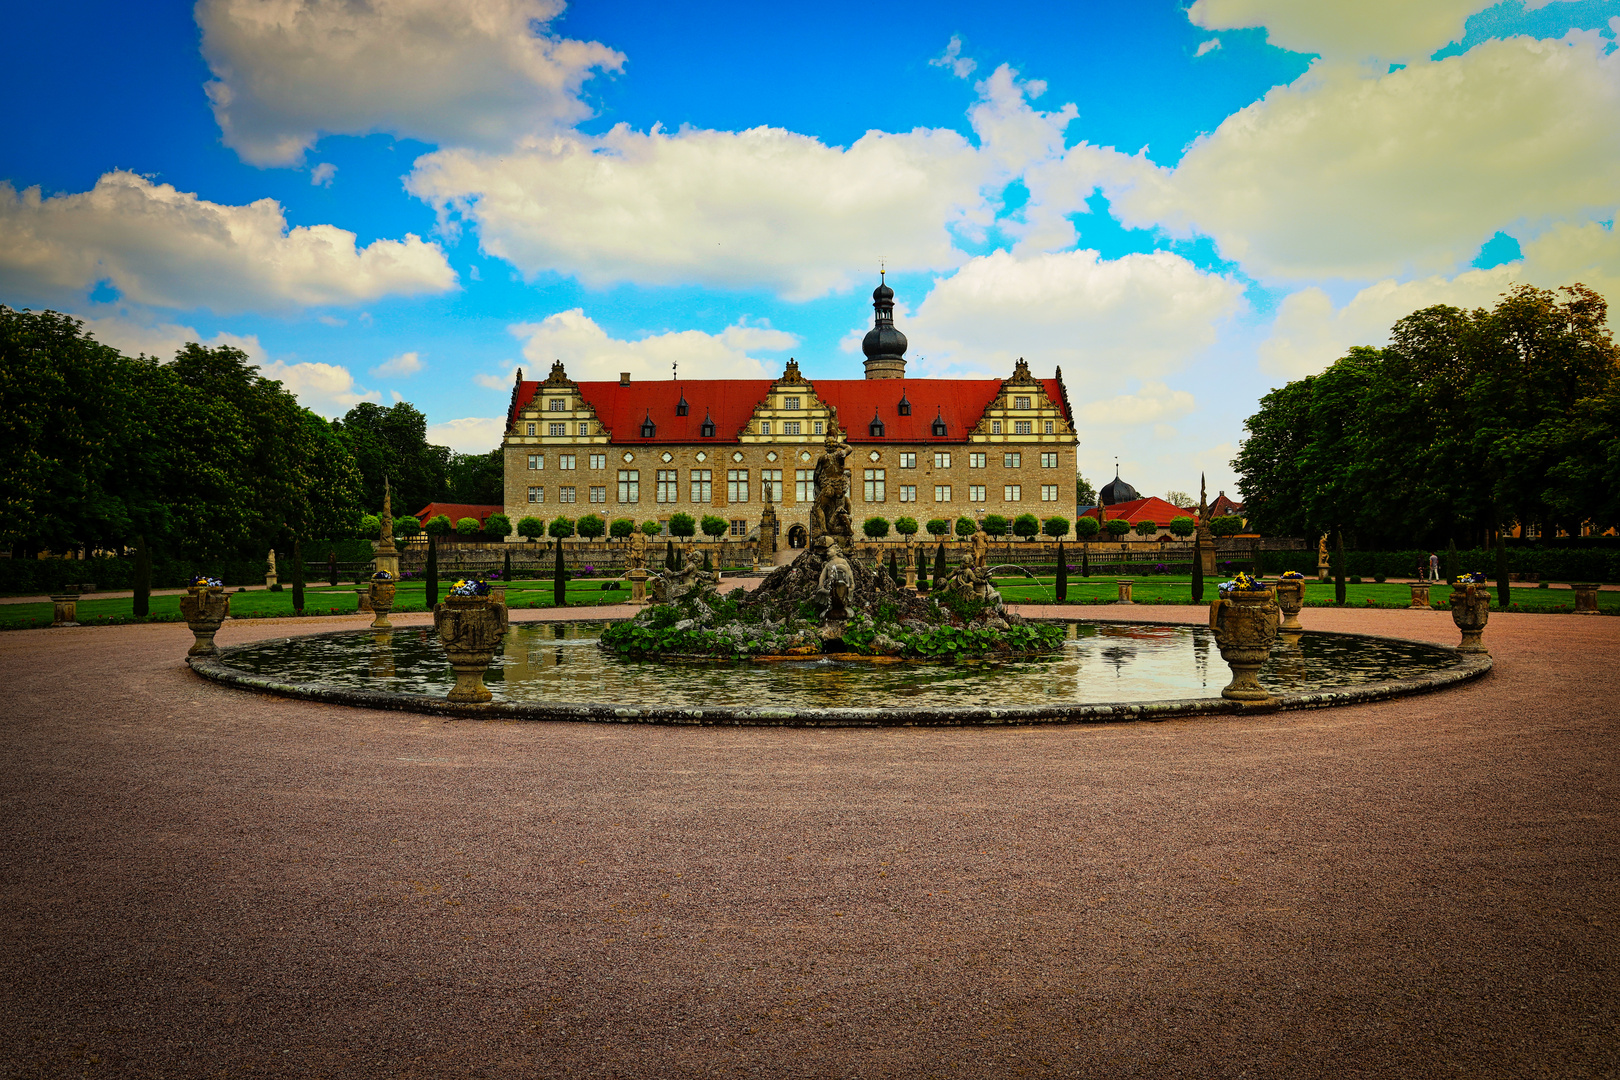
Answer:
[1209, 584, 1279, 702]
[368, 572, 396, 630]
[373, 477, 401, 579]
[265, 548, 278, 588]
[1274, 575, 1305, 630]
[970, 524, 989, 570]
[180, 578, 230, 656]
[433, 592, 509, 703]
[809, 431, 855, 550]
[812, 536, 855, 621]
[1115, 579, 1135, 604]
[1408, 582, 1431, 609]
[1574, 583, 1600, 615]
[1449, 582, 1489, 653]
[628, 529, 647, 571]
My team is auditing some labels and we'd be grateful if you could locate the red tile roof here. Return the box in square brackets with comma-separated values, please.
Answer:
[415, 503, 504, 525]
[1086, 496, 1191, 527]
[508, 377, 1072, 444]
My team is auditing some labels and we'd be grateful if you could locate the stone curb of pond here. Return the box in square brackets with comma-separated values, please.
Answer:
[184, 619, 1493, 728]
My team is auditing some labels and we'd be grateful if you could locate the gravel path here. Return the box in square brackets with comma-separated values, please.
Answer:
[1, 606, 1615, 1078]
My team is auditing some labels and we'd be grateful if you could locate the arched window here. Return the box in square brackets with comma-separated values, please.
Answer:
[640, 411, 656, 438]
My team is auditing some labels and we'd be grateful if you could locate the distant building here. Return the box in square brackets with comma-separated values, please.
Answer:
[415, 503, 504, 529]
[500, 280, 1080, 547]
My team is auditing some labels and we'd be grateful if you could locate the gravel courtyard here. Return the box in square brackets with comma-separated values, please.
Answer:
[2, 605, 1615, 1079]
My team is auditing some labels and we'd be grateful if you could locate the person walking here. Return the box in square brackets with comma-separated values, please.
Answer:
[1428, 551, 1440, 582]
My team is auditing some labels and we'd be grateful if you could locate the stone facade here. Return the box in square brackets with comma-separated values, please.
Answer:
[501, 358, 1078, 547]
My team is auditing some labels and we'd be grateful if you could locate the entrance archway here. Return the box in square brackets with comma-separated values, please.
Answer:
[787, 525, 808, 549]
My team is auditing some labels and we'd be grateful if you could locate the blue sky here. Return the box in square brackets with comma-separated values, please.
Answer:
[3, 0, 1618, 501]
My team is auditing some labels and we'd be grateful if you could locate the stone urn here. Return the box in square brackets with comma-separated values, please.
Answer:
[1274, 577, 1305, 631]
[1449, 583, 1490, 653]
[179, 584, 230, 656]
[1408, 582, 1431, 610]
[368, 576, 396, 630]
[1209, 587, 1279, 702]
[432, 594, 509, 703]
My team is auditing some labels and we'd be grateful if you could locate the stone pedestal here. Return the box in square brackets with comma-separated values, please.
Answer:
[179, 586, 230, 656]
[1196, 531, 1217, 577]
[354, 588, 373, 612]
[1115, 579, 1135, 604]
[265, 571, 278, 589]
[1209, 588, 1278, 702]
[1449, 584, 1490, 653]
[1574, 583, 1600, 615]
[1408, 582, 1431, 609]
[49, 594, 80, 627]
[628, 568, 648, 604]
[433, 595, 509, 703]
[368, 580, 396, 630]
[1274, 579, 1304, 631]
[372, 538, 401, 580]
[905, 564, 916, 591]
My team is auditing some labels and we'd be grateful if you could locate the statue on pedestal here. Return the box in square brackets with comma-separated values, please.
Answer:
[265, 548, 278, 587]
[809, 430, 854, 551]
[628, 529, 647, 570]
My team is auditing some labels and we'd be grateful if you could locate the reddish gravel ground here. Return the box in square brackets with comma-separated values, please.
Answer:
[1, 604, 1616, 1079]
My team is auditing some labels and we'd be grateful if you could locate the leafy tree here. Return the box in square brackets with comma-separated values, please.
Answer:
[455, 517, 482, 535]
[483, 513, 512, 539]
[445, 448, 503, 505]
[954, 516, 976, 537]
[424, 514, 453, 536]
[1164, 490, 1194, 509]
[699, 514, 728, 540]
[863, 516, 891, 538]
[641, 519, 665, 537]
[1076, 472, 1097, 506]
[1012, 513, 1039, 540]
[549, 517, 576, 539]
[517, 516, 545, 540]
[1133, 519, 1159, 537]
[1073, 516, 1100, 541]
[669, 512, 696, 538]
[1104, 518, 1131, 539]
[333, 401, 449, 517]
[1168, 516, 1196, 538]
[609, 517, 636, 539]
[894, 516, 919, 537]
[1209, 515, 1244, 537]
[981, 514, 1008, 537]
[1042, 516, 1070, 539]
[577, 513, 607, 540]
[394, 516, 421, 537]
[926, 518, 950, 536]
[359, 514, 381, 537]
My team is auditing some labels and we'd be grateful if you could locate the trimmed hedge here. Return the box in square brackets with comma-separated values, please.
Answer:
[1255, 546, 1620, 582]
[0, 536, 381, 595]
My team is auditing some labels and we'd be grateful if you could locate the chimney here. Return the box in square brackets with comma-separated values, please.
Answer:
[619, 372, 631, 386]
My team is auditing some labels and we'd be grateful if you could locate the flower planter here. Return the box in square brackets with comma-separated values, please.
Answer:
[1449, 584, 1489, 653]
[1209, 587, 1278, 702]
[179, 585, 230, 656]
[1408, 582, 1430, 610]
[1274, 578, 1304, 631]
[368, 580, 396, 629]
[432, 595, 509, 703]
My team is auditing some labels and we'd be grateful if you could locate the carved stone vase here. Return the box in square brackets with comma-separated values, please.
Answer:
[1274, 579, 1304, 631]
[432, 595, 509, 703]
[1408, 582, 1431, 610]
[368, 580, 396, 630]
[1449, 584, 1489, 653]
[179, 586, 230, 656]
[1209, 588, 1279, 702]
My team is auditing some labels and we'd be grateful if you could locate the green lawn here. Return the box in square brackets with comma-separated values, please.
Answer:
[982, 576, 1617, 614]
[0, 578, 636, 631]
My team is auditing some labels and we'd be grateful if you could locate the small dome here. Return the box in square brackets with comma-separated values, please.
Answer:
[862, 323, 908, 360]
[873, 281, 894, 302]
[1099, 471, 1139, 506]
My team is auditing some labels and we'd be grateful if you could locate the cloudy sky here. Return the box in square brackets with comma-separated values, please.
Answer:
[3, 0, 1618, 500]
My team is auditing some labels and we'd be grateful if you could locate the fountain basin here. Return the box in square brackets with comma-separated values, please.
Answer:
[187, 619, 1490, 727]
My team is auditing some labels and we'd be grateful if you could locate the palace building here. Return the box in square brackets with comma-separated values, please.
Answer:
[501, 280, 1079, 549]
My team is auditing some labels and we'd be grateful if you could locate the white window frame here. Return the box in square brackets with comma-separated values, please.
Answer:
[1014, 396, 1032, 409]
[1014, 421, 1032, 435]
[933, 451, 951, 468]
[1041, 485, 1059, 502]
[559, 486, 577, 503]
[899, 452, 916, 469]
[934, 485, 952, 502]
[1041, 452, 1058, 469]
[559, 454, 576, 470]
[1003, 452, 1021, 468]
[727, 469, 749, 504]
[690, 469, 712, 504]
[589, 486, 606, 503]
[863, 468, 885, 503]
[548, 422, 566, 437]
[795, 469, 814, 502]
[618, 470, 639, 503]
[589, 453, 606, 470]
[528, 486, 544, 503]
[656, 470, 678, 504]
[761, 469, 783, 503]
[899, 485, 917, 503]
[969, 485, 986, 503]
[1004, 484, 1022, 502]
[548, 398, 566, 412]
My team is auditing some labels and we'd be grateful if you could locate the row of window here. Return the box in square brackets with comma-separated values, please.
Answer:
[534, 470, 1063, 505]
[525, 451, 1064, 471]
[525, 422, 593, 438]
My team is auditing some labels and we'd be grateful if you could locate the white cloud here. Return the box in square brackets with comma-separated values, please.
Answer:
[1186, 0, 1490, 63]
[508, 310, 798, 383]
[72, 310, 267, 363]
[406, 65, 1075, 300]
[1520, 217, 1620, 311]
[427, 416, 508, 453]
[260, 359, 381, 416]
[310, 163, 336, 187]
[197, 0, 624, 166]
[906, 248, 1246, 385]
[0, 170, 456, 313]
[1077, 35, 1620, 284]
[370, 350, 424, 377]
[1077, 382, 1198, 426]
[931, 35, 977, 79]
[1195, 38, 1223, 58]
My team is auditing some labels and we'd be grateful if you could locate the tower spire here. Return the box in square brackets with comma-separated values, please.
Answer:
[861, 274, 908, 380]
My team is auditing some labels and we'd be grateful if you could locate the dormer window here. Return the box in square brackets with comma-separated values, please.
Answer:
[676, 390, 689, 417]
[640, 411, 656, 438]
[700, 410, 715, 438]
[869, 409, 885, 438]
[931, 410, 947, 437]
[897, 389, 911, 416]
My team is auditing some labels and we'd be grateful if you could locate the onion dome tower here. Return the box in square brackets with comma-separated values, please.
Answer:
[1099, 465, 1139, 506]
[861, 273, 908, 379]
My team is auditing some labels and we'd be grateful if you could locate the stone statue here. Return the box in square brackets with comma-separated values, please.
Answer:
[811, 536, 854, 621]
[379, 477, 394, 544]
[809, 430, 855, 550]
[266, 549, 277, 575]
[970, 523, 990, 570]
[628, 529, 647, 570]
